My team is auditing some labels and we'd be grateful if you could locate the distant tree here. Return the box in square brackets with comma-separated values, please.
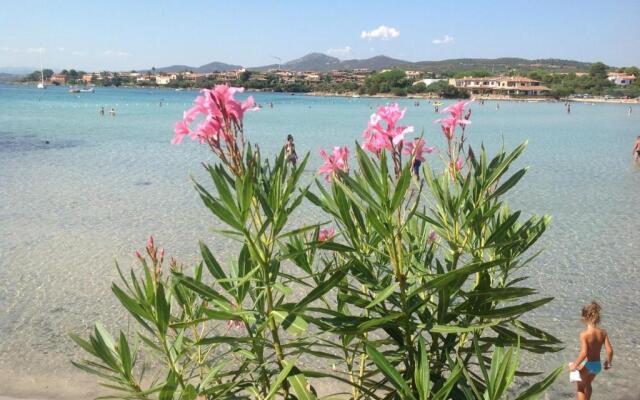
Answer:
[589, 62, 608, 78]
[454, 70, 492, 78]
[624, 66, 639, 77]
[425, 80, 469, 99]
[239, 70, 252, 82]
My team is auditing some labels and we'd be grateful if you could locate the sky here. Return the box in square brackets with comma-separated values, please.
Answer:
[1, 0, 639, 72]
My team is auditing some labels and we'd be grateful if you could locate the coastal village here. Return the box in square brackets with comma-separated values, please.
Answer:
[27, 63, 639, 101]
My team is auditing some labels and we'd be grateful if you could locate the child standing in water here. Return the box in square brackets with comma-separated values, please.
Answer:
[569, 302, 614, 400]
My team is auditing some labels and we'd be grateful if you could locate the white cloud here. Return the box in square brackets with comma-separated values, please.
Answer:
[27, 47, 45, 53]
[0, 46, 18, 53]
[432, 35, 455, 45]
[72, 50, 87, 56]
[103, 50, 130, 57]
[326, 46, 352, 57]
[360, 25, 400, 40]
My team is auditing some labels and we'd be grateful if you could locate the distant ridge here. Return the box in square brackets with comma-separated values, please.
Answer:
[155, 61, 242, 73]
[155, 53, 594, 74]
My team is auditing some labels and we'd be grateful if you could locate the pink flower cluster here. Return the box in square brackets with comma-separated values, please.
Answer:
[318, 146, 349, 181]
[435, 100, 471, 142]
[171, 85, 258, 145]
[402, 138, 434, 162]
[362, 103, 414, 153]
[319, 227, 335, 242]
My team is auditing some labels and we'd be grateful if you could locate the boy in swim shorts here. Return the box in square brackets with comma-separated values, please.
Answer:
[569, 301, 614, 400]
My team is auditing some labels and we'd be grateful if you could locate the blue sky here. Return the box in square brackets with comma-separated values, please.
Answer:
[1, 0, 639, 71]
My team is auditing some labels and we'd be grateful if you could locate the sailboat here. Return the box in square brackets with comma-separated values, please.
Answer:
[36, 51, 46, 89]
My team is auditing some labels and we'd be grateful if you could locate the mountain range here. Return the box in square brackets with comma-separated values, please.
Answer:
[154, 52, 594, 74]
[1, 53, 596, 77]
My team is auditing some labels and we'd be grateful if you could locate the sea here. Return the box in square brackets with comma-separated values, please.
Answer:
[0, 84, 639, 399]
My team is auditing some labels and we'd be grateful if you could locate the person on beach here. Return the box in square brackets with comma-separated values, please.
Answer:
[569, 301, 614, 400]
[633, 135, 640, 161]
[284, 134, 298, 167]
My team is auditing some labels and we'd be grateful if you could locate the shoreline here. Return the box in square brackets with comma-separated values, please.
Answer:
[6, 82, 639, 104]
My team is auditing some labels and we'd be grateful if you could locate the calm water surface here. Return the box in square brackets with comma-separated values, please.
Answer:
[0, 84, 639, 399]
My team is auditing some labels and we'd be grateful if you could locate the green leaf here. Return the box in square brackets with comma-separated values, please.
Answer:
[175, 273, 230, 305]
[273, 310, 308, 336]
[118, 332, 132, 376]
[155, 284, 170, 336]
[415, 337, 431, 400]
[365, 343, 415, 400]
[159, 370, 178, 400]
[430, 320, 502, 334]
[512, 365, 563, 400]
[431, 363, 462, 400]
[366, 282, 398, 309]
[424, 259, 506, 291]
[467, 298, 553, 319]
[292, 267, 348, 313]
[284, 361, 317, 400]
[200, 241, 231, 292]
[490, 167, 528, 199]
[264, 362, 294, 400]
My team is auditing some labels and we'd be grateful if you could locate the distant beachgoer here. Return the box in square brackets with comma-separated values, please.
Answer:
[567, 103, 571, 114]
[100, 107, 105, 116]
[284, 134, 298, 167]
[633, 135, 640, 161]
[434, 105, 439, 113]
[410, 138, 422, 179]
[628, 106, 632, 116]
[269, 102, 274, 108]
[496, 103, 500, 110]
[569, 301, 613, 400]
[159, 100, 163, 107]
[109, 108, 116, 116]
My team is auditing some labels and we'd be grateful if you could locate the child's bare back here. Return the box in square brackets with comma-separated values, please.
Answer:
[580, 326, 608, 363]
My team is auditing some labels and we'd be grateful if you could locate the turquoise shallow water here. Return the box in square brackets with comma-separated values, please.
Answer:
[0, 84, 639, 399]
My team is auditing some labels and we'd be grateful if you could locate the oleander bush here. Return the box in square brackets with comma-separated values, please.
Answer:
[71, 85, 563, 399]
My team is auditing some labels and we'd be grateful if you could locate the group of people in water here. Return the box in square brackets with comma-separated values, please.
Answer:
[99, 106, 116, 116]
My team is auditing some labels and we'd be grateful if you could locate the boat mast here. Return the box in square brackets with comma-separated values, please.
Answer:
[39, 49, 45, 87]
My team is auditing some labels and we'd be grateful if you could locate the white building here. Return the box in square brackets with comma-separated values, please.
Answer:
[607, 73, 636, 86]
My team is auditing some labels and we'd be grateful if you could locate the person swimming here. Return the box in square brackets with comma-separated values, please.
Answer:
[569, 301, 614, 400]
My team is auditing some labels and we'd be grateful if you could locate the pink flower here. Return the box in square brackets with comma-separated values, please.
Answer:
[159, 248, 165, 260]
[171, 84, 258, 145]
[455, 159, 463, 171]
[147, 235, 154, 250]
[427, 231, 437, 243]
[225, 319, 243, 330]
[435, 100, 472, 143]
[318, 146, 349, 181]
[441, 101, 471, 120]
[319, 227, 335, 242]
[362, 103, 413, 153]
[135, 250, 142, 259]
[402, 138, 434, 162]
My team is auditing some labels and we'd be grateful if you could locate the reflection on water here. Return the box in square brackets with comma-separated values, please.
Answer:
[0, 85, 639, 399]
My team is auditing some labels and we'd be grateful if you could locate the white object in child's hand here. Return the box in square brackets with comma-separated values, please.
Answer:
[569, 363, 581, 383]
